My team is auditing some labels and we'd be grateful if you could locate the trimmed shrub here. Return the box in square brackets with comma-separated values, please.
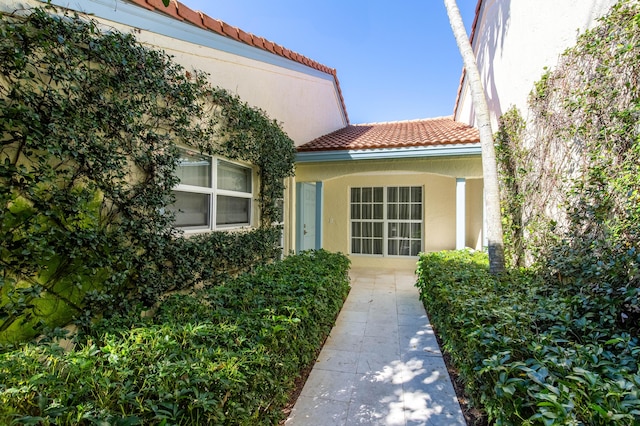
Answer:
[0, 250, 350, 425]
[416, 250, 640, 425]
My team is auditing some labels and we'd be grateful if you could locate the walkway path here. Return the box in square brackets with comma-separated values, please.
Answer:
[286, 268, 465, 425]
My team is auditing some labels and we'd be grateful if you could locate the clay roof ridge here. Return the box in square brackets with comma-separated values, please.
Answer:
[353, 115, 455, 126]
[298, 116, 480, 152]
[127, 0, 349, 124]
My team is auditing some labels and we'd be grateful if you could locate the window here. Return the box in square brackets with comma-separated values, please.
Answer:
[169, 148, 252, 230]
[350, 186, 422, 256]
[350, 187, 384, 255]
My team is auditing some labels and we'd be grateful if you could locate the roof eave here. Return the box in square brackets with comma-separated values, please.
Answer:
[296, 143, 482, 163]
[452, 0, 484, 119]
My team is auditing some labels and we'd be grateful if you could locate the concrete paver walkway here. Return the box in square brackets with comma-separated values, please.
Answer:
[286, 268, 465, 426]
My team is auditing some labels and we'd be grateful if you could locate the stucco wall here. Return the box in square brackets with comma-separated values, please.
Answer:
[455, 0, 618, 130]
[297, 156, 484, 269]
[465, 178, 484, 250]
[295, 156, 484, 182]
[423, 174, 456, 252]
[136, 34, 346, 146]
[14, 0, 347, 146]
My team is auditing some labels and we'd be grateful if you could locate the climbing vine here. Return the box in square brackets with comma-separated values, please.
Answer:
[0, 6, 296, 345]
[495, 0, 640, 328]
[495, 107, 528, 268]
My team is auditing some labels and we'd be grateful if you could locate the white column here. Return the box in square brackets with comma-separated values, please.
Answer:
[456, 178, 466, 250]
[483, 184, 488, 249]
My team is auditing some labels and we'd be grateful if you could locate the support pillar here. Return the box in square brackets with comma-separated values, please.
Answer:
[456, 178, 466, 250]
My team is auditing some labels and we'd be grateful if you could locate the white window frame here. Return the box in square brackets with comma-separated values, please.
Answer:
[172, 148, 253, 232]
[349, 186, 423, 257]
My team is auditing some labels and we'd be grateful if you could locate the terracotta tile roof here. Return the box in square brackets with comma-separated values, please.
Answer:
[298, 116, 479, 152]
[125, 0, 349, 123]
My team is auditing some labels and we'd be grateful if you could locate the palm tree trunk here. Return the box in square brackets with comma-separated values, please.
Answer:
[444, 0, 505, 274]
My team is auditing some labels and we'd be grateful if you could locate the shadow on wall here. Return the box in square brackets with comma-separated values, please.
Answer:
[469, 0, 512, 128]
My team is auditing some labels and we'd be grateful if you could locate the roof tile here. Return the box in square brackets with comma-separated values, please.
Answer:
[201, 14, 223, 33]
[252, 35, 265, 49]
[263, 39, 275, 53]
[176, 3, 204, 28]
[237, 28, 252, 45]
[221, 22, 240, 40]
[298, 117, 479, 152]
[146, 0, 183, 20]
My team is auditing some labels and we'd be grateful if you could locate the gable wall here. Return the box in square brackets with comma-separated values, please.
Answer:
[14, 0, 348, 146]
[455, 0, 618, 130]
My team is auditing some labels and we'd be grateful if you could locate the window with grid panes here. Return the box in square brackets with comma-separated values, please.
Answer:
[169, 148, 253, 230]
[350, 186, 423, 256]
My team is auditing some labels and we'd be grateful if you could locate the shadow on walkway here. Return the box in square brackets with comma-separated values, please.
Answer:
[286, 268, 465, 426]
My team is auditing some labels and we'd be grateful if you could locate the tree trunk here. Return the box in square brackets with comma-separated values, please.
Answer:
[444, 0, 505, 274]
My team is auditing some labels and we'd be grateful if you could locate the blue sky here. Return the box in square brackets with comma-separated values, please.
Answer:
[180, 0, 478, 124]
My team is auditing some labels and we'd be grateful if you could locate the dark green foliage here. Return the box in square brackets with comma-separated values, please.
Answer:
[495, 107, 529, 268]
[416, 250, 640, 425]
[0, 7, 295, 344]
[202, 89, 296, 228]
[434, 2, 640, 424]
[539, 0, 640, 338]
[0, 250, 351, 425]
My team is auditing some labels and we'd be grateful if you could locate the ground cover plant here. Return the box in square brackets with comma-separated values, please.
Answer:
[416, 250, 640, 425]
[0, 249, 351, 425]
[0, 6, 345, 425]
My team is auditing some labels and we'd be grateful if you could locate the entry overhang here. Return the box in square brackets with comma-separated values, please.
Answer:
[296, 143, 482, 163]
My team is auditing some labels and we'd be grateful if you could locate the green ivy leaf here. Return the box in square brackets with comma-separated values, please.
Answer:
[1, 7, 295, 344]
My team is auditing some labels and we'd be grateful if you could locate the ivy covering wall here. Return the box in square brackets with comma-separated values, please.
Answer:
[495, 0, 639, 326]
[0, 6, 296, 345]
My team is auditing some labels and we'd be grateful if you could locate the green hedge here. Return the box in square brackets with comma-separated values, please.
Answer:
[416, 250, 640, 425]
[0, 250, 350, 425]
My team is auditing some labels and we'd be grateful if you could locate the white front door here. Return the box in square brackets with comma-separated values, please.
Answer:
[297, 182, 321, 252]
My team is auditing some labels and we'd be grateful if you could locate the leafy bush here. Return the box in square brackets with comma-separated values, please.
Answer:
[0, 250, 350, 425]
[416, 250, 640, 425]
[530, 0, 640, 337]
[485, 4, 640, 420]
[0, 6, 295, 345]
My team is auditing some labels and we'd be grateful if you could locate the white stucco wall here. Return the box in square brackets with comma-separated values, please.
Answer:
[122, 30, 346, 146]
[465, 178, 484, 250]
[7, 0, 347, 146]
[455, 0, 618, 130]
